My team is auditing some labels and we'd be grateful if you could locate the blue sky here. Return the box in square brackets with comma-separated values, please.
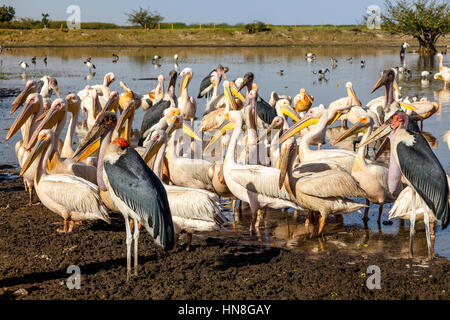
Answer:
[3, 0, 387, 25]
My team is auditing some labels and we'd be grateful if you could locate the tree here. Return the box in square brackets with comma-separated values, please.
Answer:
[0, 5, 15, 22]
[382, 0, 450, 54]
[41, 13, 50, 28]
[126, 7, 163, 29]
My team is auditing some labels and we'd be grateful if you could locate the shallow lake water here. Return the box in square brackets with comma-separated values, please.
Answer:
[0, 46, 448, 259]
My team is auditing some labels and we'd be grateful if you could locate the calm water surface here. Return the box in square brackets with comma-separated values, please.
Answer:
[0, 47, 448, 259]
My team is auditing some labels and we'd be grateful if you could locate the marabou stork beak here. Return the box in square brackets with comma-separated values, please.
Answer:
[371, 73, 388, 94]
[332, 117, 369, 145]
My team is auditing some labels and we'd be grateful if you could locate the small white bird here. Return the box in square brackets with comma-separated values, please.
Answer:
[421, 70, 432, 79]
[19, 61, 29, 70]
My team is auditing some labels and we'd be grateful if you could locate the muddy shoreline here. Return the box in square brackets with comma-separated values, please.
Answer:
[0, 176, 448, 300]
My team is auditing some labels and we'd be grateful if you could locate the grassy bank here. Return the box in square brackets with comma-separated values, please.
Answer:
[1, 27, 448, 48]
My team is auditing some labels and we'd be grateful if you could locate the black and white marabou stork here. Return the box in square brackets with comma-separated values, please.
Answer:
[237, 72, 278, 127]
[360, 110, 449, 259]
[139, 70, 178, 145]
[73, 112, 175, 280]
[197, 64, 229, 99]
[400, 42, 409, 61]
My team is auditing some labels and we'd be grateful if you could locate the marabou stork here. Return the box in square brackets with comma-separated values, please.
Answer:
[360, 110, 449, 259]
[197, 64, 228, 99]
[73, 112, 175, 280]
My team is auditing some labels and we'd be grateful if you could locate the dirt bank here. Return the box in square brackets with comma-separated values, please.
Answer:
[1, 27, 448, 48]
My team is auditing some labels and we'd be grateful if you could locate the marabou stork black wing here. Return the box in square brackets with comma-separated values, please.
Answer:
[104, 148, 175, 249]
[257, 96, 278, 125]
[139, 99, 171, 145]
[197, 69, 215, 98]
[397, 131, 449, 229]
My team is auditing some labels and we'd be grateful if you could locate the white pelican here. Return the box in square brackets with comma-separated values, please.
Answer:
[204, 92, 300, 232]
[292, 88, 313, 115]
[278, 138, 367, 236]
[148, 74, 164, 105]
[20, 129, 109, 233]
[328, 82, 363, 128]
[333, 116, 396, 223]
[269, 91, 292, 108]
[178, 67, 197, 126]
[6, 93, 45, 205]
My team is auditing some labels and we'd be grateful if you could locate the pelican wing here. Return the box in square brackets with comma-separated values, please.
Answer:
[104, 148, 175, 249]
[165, 185, 227, 226]
[293, 163, 366, 198]
[228, 164, 293, 201]
[40, 174, 110, 223]
[397, 131, 449, 229]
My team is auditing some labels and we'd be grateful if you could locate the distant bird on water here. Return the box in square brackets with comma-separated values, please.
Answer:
[360, 60, 366, 68]
[400, 42, 409, 60]
[19, 61, 29, 70]
[31, 56, 36, 65]
[43, 55, 47, 65]
[112, 53, 119, 63]
[84, 57, 96, 70]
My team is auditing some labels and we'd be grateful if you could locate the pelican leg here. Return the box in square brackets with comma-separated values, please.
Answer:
[133, 217, 140, 276]
[255, 209, 264, 229]
[422, 203, 432, 260]
[409, 191, 417, 258]
[56, 219, 69, 233]
[249, 211, 257, 234]
[171, 233, 179, 253]
[124, 215, 132, 281]
[68, 220, 75, 233]
[28, 186, 33, 206]
[186, 233, 192, 251]
[232, 199, 237, 222]
[318, 215, 326, 236]
[317, 143, 321, 151]
[305, 210, 311, 236]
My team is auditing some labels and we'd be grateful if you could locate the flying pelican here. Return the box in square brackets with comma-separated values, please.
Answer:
[143, 129, 227, 251]
[204, 92, 300, 232]
[197, 64, 228, 99]
[178, 67, 197, 126]
[333, 116, 396, 223]
[20, 129, 110, 233]
[360, 111, 449, 259]
[278, 138, 367, 236]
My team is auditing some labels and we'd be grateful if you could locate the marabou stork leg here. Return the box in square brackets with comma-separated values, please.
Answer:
[186, 233, 192, 251]
[377, 204, 383, 223]
[133, 217, 140, 275]
[124, 214, 132, 281]
[363, 200, 370, 223]
[409, 191, 417, 258]
[422, 203, 432, 259]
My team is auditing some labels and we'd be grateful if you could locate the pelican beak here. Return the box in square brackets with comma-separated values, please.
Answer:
[54, 85, 61, 99]
[280, 104, 301, 123]
[182, 121, 202, 142]
[279, 114, 319, 144]
[26, 106, 65, 150]
[347, 86, 362, 106]
[20, 133, 50, 177]
[371, 73, 387, 93]
[326, 110, 343, 126]
[34, 108, 49, 122]
[332, 118, 368, 145]
[11, 85, 35, 115]
[399, 102, 418, 111]
[166, 116, 182, 137]
[230, 82, 245, 102]
[72, 119, 108, 161]
[203, 118, 234, 152]
[142, 137, 164, 163]
[6, 100, 40, 141]
[116, 103, 134, 132]
[278, 142, 294, 190]
[393, 80, 401, 98]
[374, 136, 390, 161]
[358, 120, 392, 148]
[257, 119, 280, 143]
[305, 91, 313, 104]
[100, 94, 119, 115]
[106, 74, 115, 87]
[180, 72, 192, 95]
[67, 102, 79, 119]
